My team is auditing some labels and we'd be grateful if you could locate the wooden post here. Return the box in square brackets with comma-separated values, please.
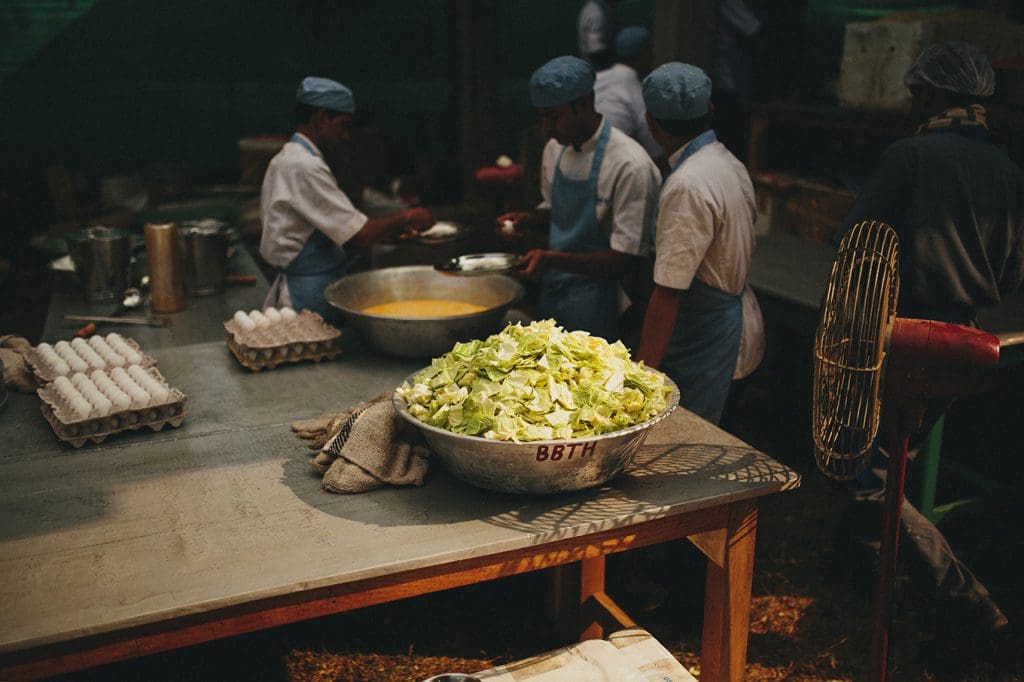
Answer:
[699, 498, 757, 682]
[652, 0, 718, 71]
[451, 0, 503, 201]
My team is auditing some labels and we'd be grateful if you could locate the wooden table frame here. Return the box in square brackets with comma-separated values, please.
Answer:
[0, 498, 757, 682]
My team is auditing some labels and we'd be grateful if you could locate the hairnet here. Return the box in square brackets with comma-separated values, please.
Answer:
[529, 56, 596, 108]
[296, 76, 356, 113]
[903, 42, 995, 97]
[615, 26, 651, 60]
[642, 62, 712, 121]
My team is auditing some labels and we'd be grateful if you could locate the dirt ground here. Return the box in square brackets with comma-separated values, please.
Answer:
[53, 333, 1024, 682]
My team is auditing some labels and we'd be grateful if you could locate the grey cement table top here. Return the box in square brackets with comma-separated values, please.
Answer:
[0, 398, 798, 654]
[1, 238, 801, 661]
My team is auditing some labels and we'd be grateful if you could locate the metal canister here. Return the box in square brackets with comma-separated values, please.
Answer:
[144, 222, 185, 313]
[179, 220, 230, 296]
[64, 226, 132, 303]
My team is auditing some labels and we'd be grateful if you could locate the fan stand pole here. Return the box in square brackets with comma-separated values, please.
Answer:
[870, 431, 910, 682]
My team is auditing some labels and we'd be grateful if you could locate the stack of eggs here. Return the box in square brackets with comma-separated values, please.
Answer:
[34, 333, 175, 422]
[231, 306, 298, 332]
[223, 306, 342, 371]
[35, 333, 144, 377]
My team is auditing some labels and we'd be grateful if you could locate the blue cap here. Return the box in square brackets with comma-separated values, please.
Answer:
[296, 76, 355, 113]
[642, 62, 711, 121]
[529, 56, 596, 108]
[615, 26, 651, 60]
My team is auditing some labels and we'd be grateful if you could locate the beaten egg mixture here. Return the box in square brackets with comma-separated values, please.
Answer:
[363, 300, 487, 317]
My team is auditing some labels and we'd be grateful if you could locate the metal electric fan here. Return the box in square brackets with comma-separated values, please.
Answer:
[812, 220, 1001, 681]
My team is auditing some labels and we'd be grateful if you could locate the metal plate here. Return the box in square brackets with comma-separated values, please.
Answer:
[435, 252, 522, 277]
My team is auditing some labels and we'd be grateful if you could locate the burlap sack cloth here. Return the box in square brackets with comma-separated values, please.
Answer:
[291, 394, 430, 494]
[1, 335, 38, 393]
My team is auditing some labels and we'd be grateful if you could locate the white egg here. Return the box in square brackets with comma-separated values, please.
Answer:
[264, 307, 282, 324]
[105, 334, 142, 364]
[55, 343, 89, 374]
[103, 349, 126, 367]
[104, 386, 132, 412]
[69, 396, 94, 420]
[75, 344, 106, 370]
[89, 336, 125, 366]
[233, 310, 257, 332]
[280, 307, 297, 321]
[49, 356, 71, 377]
[128, 386, 150, 409]
[110, 367, 132, 389]
[82, 387, 112, 417]
[70, 373, 90, 389]
[128, 366, 170, 404]
[249, 310, 270, 328]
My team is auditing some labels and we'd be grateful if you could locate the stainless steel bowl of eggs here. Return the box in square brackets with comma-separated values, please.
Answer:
[324, 265, 524, 358]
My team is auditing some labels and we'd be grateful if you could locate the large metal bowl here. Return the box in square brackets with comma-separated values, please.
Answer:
[393, 370, 679, 494]
[324, 266, 524, 358]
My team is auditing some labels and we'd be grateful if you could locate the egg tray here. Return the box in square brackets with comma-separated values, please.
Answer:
[37, 367, 188, 448]
[26, 337, 156, 385]
[223, 310, 342, 372]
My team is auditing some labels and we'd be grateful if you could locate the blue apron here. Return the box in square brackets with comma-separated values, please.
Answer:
[539, 122, 619, 341]
[281, 133, 349, 326]
[659, 130, 743, 426]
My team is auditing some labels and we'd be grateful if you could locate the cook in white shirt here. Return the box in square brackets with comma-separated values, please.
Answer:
[497, 56, 660, 342]
[636, 62, 765, 426]
[259, 76, 433, 324]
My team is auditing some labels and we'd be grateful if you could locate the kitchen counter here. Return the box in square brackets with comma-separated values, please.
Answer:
[2, 243, 801, 681]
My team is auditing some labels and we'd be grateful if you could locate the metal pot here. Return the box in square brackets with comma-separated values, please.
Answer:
[324, 265, 523, 358]
[65, 226, 132, 303]
[394, 370, 679, 494]
[179, 220, 231, 296]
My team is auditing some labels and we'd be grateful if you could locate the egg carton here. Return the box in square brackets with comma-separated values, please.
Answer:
[37, 366, 188, 448]
[223, 310, 342, 372]
[27, 335, 156, 385]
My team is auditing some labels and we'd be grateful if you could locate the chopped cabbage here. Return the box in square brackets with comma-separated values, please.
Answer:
[395, 320, 673, 441]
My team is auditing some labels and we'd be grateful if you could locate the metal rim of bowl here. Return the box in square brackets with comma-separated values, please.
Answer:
[392, 367, 680, 447]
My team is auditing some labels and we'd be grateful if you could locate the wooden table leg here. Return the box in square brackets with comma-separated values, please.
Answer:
[577, 554, 637, 641]
[696, 499, 758, 682]
[580, 555, 606, 640]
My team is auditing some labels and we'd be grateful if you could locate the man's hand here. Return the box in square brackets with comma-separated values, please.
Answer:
[354, 207, 436, 248]
[391, 207, 436, 241]
[402, 207, 435, 232]
[515, 249, 549, 281]
[495, 211, 533, 243]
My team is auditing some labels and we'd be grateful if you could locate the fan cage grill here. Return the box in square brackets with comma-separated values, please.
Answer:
[813, 220, 899, 480]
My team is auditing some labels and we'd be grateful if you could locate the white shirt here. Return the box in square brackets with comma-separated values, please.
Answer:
[538, 118, 661, 258]
[259, 133, 367, 270]
[595, 63, 664, 159]
[654, 138, 764, 378]
[577, 0, 613, 56]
